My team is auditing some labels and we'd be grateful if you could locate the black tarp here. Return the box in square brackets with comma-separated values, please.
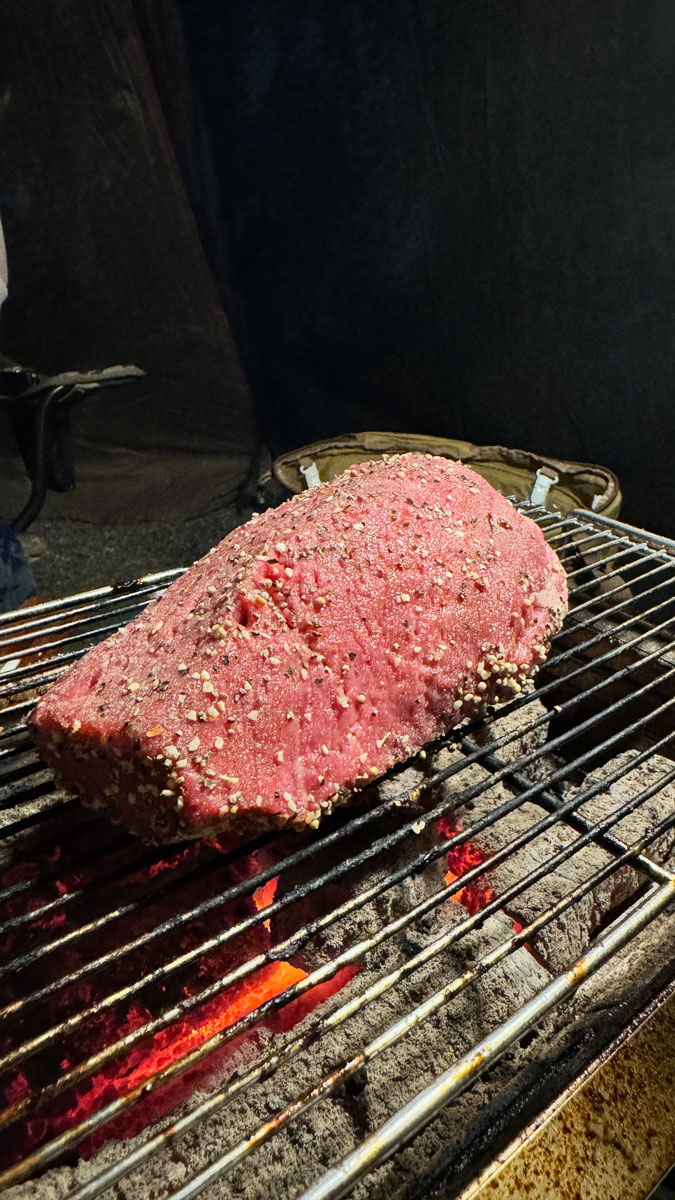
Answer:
[0, 0, 255, 522]
[1, 2, 673, 536]
[178, 0, 675, 535]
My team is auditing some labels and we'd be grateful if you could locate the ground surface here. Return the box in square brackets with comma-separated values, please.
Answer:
[19, 504, 246, 599]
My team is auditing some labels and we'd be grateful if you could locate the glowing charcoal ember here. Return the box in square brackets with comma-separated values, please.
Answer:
[437, 816, 495, 915]
[253, 874, 279, 930]
[28, 454, 567, 843]
[66, 960, 309, 1157]
[0, 847, 356, 1169]
[253, 875, 279, 911]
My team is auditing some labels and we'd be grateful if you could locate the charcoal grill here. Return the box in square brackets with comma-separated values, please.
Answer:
[1, 504, 675, 1200]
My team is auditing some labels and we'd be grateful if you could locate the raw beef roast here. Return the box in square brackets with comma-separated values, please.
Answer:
[28, 455, 567, 842]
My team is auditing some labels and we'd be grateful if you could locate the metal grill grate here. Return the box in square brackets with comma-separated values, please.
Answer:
[1, 507, 674, 1200]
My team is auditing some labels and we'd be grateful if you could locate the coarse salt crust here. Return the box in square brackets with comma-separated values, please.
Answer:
[28, 454, 567, 842]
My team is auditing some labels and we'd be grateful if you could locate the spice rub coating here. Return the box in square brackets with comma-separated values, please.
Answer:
[28, 454, 567, 842]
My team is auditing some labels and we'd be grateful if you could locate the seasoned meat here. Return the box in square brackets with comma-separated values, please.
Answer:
[28, 454, 567, 842]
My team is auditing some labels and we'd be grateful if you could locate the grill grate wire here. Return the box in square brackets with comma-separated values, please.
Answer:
[0, 507, 673, 1198]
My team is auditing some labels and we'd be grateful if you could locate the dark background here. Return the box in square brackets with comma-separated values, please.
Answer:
[1, 0, 674, 535]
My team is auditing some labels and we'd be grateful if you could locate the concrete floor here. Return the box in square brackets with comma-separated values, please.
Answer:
[2, 442, 259, 599]
[20, 505, 248, 599]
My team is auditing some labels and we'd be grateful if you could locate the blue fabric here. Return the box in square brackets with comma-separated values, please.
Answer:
[0, 524, 36, 612]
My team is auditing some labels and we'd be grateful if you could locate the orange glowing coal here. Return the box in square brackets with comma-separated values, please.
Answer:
[63, 959, 357, 1157]
[436, 817, 494, 915]
[4, 809, 497, 1169]
[0, 851, 358, 1168]
[253, 875, 279, 928]
[56, 958, 309, 1155]
[62, 953, 355, 1159]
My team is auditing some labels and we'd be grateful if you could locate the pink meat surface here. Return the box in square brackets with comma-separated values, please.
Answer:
[29, 454, 567, 842]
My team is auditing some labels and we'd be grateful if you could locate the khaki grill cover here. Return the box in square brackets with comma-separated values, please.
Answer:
[271, 432, 621, 518]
